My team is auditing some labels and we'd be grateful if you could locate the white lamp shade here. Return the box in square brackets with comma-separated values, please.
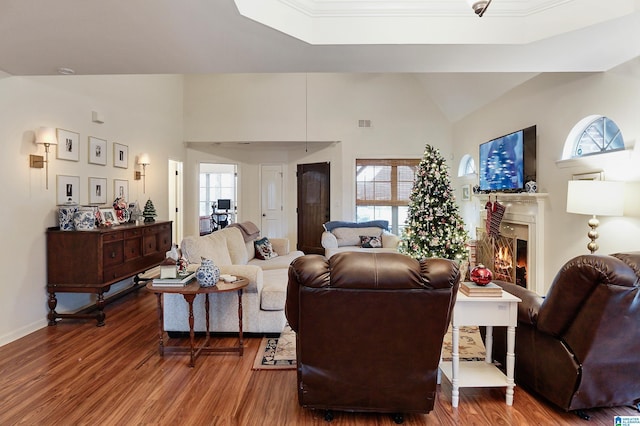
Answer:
[35, 127, 58, 146]
[137, 153, 151, 166]
[566, 180, 625, 217]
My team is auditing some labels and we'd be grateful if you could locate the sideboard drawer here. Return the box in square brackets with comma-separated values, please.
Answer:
[124, 238, 141, 261]
[103, 242, 124, 267]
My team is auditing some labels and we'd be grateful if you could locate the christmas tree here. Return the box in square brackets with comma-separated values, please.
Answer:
[399, 144, 469, 260]
[142, 199, 157, 223]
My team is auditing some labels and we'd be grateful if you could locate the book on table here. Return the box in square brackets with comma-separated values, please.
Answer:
[460, 281, 503, 297]
[152, 272, 196, 287]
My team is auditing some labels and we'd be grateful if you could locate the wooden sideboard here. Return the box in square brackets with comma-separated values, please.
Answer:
[46, 220, 172, 326]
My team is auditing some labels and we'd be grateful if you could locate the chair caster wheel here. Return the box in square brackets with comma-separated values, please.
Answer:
[324, 410, 334, 422]
[574, 410, 590, 420]
[392, 413, 404, 424]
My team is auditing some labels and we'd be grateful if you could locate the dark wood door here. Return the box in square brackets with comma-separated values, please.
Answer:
[297, 162, 330, 254]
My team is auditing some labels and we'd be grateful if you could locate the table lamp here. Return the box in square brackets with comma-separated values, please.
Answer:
[566, 180, 624, 254]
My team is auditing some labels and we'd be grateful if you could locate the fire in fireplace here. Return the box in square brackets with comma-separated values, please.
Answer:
[476, 228, 528, 288]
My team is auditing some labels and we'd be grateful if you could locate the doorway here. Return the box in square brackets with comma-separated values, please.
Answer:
[260, 164, 285, 238]
[199, 163, 237, 235]
[168, 160, 183, 245]
[297, 162, 330, 254]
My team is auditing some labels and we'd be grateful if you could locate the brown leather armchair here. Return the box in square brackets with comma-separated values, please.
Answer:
[489, 252, 640, 418]
[285, 252, 460, 422]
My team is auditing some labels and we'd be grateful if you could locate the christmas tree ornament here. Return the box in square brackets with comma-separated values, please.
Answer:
[142, 199, 157, 222]
[470, 264, 493, 286]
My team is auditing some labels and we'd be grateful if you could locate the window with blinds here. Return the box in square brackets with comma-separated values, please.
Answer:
[356, 159, 419, 234]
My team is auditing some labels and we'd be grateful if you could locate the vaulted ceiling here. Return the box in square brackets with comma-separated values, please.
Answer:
[1, 0, 638, 121]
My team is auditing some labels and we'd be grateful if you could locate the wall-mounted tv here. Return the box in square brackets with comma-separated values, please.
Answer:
[479, 125, 536, 192]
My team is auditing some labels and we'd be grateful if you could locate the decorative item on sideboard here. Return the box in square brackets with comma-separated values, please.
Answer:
[143, 199, 157, 223]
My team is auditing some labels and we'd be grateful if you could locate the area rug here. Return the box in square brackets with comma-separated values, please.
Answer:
[252, 324, 486, 370]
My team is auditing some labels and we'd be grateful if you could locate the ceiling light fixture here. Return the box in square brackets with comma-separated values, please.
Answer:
[467, 0, 492, 17]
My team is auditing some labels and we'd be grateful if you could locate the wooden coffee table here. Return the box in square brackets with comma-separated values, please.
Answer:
[146, 277, 249, 367]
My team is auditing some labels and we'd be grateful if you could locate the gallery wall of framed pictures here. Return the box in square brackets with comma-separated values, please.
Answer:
[54, 128, 137, 215]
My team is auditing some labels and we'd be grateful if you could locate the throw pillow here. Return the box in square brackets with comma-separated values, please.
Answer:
[360, 236, 382, 248]
[254, 237, 279, 260]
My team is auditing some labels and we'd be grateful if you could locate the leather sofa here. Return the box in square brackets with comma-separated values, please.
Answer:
[285, 252, 460, 420]
[489, 252, 640, 416]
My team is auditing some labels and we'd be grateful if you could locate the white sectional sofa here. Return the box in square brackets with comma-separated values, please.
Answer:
[321, 220, 401, 258]
[162, 224, 303, 334]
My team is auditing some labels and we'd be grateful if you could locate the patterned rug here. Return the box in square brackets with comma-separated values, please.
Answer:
[252, 324, 486, 370]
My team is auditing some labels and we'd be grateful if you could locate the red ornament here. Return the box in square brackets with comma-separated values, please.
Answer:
[470, 264, 493, 286]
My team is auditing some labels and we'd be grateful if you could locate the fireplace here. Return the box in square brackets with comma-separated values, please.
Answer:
[473, 193, 548, 295]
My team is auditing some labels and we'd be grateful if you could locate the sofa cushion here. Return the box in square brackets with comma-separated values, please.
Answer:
[332, 226, 383, 247]
[360, 235, 382, 248]
[248, 250, 303, 270]
[223, 227, 249, 265]
[261, 269, 288, 311]
[181, 233, 232, 266]
[255, 237, 279, 260]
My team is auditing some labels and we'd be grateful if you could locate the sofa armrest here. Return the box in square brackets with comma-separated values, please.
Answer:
[381, 231, 400, 248]
[492, 280, 543, 326]
[219, 264, 263, 294]
[321, 231, 338, 249]
[269, 238, 290, 256]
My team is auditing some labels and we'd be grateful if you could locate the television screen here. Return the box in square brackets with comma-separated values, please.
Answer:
[478, 126, 536, 192]
[217, 199, 231, 210]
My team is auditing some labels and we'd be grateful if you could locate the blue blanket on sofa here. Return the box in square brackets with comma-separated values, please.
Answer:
[323, 220, 389, 232]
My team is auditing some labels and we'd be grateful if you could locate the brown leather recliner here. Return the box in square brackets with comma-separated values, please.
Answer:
[285, 252, 460, 420]
[489, 252, 640, 417]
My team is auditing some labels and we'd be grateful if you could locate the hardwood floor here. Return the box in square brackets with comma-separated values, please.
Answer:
[0, 289, 637, 425]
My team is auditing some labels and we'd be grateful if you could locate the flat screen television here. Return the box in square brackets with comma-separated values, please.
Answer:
[479, 125, 536, 192]
[217, 199, 231, 210]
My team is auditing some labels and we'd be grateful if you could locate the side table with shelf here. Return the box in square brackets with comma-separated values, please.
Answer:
[440, 287, 521, 407]
[46, 221, 172, 326]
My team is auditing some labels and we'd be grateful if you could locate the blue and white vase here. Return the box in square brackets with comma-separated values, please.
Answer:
[74, 207, 96, 231]
[196, 258, 220, 287]
[58, 204, 78, 231]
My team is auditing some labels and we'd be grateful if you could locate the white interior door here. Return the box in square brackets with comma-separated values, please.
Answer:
[260, 164, 284, 238]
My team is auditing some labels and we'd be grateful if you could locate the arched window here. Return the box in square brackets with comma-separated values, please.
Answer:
[562, 115, 625, 160]
[457, 154, 476, 177]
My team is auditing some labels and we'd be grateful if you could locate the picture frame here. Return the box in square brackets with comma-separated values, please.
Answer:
[88, 177, 107, 205]
[99, 208, 118, 226]
[572, 171, 603, 181]
[461, 184, 471, 201]
[88, 137, 107, 165]
[56, 175, 80, 205]
[113, 143, 128, 168]
[56, 129, 80, 161]
[114, 179, 129, 201]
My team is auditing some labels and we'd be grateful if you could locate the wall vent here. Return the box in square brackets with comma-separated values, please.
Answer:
[358, 119, 371, 128]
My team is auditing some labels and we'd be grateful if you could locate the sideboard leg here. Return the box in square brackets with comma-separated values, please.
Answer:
[47, 291, 58, 326]
[95, 292, 106, 327]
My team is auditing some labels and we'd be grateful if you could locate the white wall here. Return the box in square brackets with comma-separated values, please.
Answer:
[0, 74, 184, 346]
[453, 60, 640, 293]
[182, 73, 453, 242]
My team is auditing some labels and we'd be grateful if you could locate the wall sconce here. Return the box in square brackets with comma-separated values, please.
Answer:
[29, 127, 58, 189]
[566, 180, 625, 253]
[135, 153, 150, 193]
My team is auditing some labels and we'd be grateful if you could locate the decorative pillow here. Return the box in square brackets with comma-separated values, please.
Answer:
[360, 236, 382, 248]
[254, 237, 279, 260]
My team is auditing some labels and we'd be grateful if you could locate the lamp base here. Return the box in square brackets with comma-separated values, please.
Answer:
[587, 216, 599, 254]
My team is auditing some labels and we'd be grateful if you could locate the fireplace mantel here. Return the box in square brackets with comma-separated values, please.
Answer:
[475, 193, 548, 295]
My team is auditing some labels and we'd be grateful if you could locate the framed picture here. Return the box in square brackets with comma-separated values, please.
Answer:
[56, 175, 80, 205]
[114, 179, 129, 201]
[572, 171, 603, 181]
[99, 208, 118, 226]
[56, 129, 80, 161]
[113, 143, 128, 168]
[88, 137, 107, 165]
[461, 184, 471, 201]
[89, 177, 107, 204]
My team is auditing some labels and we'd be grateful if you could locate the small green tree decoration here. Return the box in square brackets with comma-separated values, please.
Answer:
[142, 199, 157, 223]
[399, 144, 469, 260]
